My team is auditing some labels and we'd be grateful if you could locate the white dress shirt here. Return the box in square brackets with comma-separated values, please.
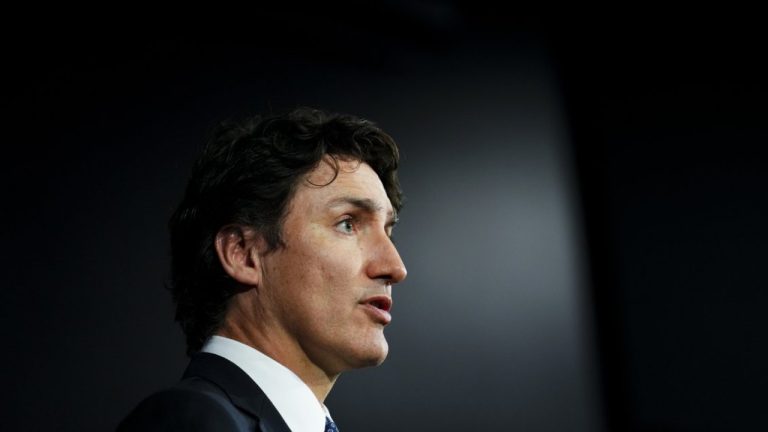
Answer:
[201, 335, 331, 432]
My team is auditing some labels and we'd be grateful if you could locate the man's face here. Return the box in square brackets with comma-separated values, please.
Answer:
[259, 158, 407, 375]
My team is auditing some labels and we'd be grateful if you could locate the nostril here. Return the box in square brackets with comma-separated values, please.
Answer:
[391, 266, 407, 283]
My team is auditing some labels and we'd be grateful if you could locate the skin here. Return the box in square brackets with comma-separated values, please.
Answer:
[214, 157, 407, 403]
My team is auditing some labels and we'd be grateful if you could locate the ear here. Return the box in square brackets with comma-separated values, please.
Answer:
[214, 225, 263, 287]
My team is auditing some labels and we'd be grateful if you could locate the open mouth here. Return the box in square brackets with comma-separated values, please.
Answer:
[363, 296, 392, 312]
[360, 295, 393, 324]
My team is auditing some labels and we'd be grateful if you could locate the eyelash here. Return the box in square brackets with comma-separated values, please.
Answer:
[336, 217, 356, 234]
[335, 216, 396, 240]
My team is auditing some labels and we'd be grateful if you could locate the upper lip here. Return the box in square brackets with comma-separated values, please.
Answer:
[360, 295, 393, 312]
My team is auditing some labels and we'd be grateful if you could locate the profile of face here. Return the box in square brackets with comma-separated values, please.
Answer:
[258, 158, 407, 375]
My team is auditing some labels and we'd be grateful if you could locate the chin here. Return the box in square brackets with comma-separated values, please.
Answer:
[343, 337, 389, 370]
[358, 339, 389, 367]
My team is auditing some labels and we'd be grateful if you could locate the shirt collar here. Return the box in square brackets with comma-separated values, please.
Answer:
[201, 335, 329, 432]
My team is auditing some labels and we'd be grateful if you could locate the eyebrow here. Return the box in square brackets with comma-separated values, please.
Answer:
[327, 196, 398, 226]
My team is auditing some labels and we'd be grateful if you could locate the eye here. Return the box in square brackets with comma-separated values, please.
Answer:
[335, 217, 355, 234]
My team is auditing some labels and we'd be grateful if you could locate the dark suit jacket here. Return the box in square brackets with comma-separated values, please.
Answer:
[117, 353, 291, 432]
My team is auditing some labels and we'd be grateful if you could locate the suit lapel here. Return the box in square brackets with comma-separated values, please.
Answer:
[183, 353, 292, 432]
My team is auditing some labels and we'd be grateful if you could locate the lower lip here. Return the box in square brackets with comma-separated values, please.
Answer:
[360, 303, 392, 325]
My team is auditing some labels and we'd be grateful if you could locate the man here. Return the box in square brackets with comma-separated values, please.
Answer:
[118, 107, 408, 431]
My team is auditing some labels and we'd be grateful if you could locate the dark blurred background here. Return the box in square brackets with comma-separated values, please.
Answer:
[4, 4, 766, 431]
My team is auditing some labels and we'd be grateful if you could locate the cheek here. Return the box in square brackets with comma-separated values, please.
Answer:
[285, 248, 345, 301]
[321, 248, 364, 288]
[282, 232, 366, 310]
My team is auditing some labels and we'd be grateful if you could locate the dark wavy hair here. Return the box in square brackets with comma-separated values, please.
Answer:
[169, 107, 402, 355]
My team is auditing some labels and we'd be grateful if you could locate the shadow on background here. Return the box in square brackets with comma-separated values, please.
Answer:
[557, 12, 768, 431]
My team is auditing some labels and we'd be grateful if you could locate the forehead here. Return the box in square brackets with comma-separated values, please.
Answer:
[292, 158, 392, 213]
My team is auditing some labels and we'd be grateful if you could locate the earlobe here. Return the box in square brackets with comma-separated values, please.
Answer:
[214, 226, 261, 287]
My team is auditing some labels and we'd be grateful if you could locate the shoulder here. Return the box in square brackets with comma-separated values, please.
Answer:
[117, 382, 253, 432]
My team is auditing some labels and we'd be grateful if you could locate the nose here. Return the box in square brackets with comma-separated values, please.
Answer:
[366, 233, 407, 284]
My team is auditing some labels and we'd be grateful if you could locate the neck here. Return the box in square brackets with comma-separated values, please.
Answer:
[216, 297, 339, 403]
